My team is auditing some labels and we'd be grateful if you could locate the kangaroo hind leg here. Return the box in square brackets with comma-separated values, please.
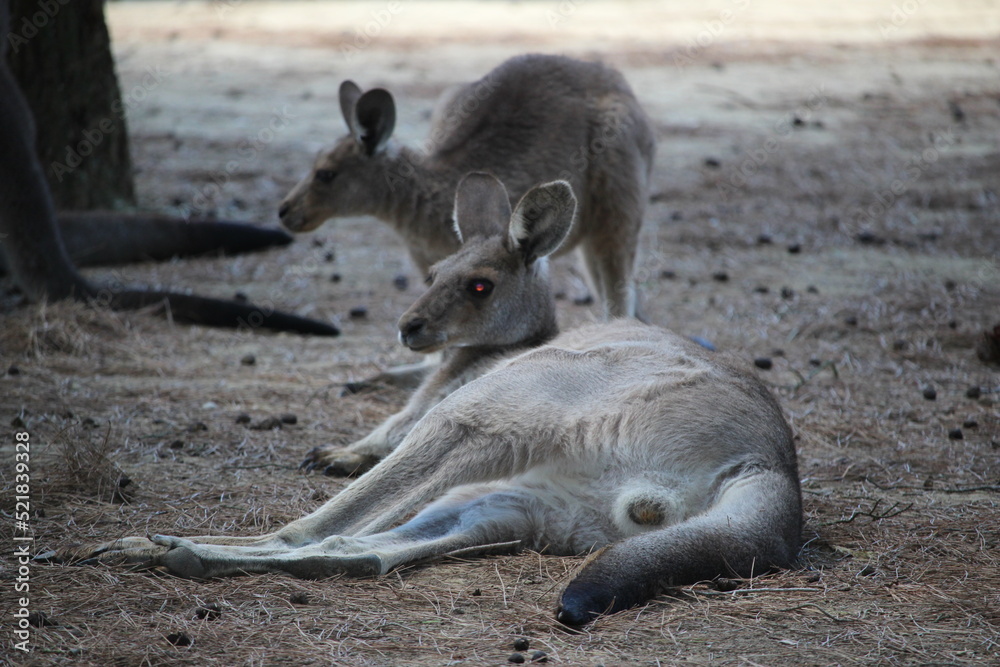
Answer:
[557, 468, 802, 626]
[80, 484, 534, 580]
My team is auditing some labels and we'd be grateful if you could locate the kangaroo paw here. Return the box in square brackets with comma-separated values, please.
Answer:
[341, 379, 382, 396]
[342, 363, 431, 396]
[300, 444, 379, 477]
[323, 452, 379, 477]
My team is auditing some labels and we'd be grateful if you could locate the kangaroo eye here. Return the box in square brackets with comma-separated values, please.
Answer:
[315, 169, 337, 184]
[466, 279, 493, 298]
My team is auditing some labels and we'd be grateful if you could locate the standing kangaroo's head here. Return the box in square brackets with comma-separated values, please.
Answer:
[397, 172, 576, 353]
[279, 81, 398, 232]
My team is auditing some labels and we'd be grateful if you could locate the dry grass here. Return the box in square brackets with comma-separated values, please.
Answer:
[2, 3, 999, 665]
[51, 424, 134, 504]
[0, 300, 134, 359]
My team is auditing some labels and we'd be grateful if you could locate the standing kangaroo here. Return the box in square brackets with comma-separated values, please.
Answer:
[61, 173, 802, 627]
[278, 53, 655, 320]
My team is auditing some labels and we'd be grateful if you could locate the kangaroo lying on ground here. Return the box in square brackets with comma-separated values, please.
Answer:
[279, 53, 655, 320]
[58, 173, 802, 626]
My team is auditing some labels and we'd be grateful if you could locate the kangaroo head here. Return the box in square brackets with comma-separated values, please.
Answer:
[279, 81, 398, 232]
[397, 172, 576, 353]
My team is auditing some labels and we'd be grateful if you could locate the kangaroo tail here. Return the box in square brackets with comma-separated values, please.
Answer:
[556, 469, 801, 626]
[54, 212, 293, 267]
[107, 290, 340, 336]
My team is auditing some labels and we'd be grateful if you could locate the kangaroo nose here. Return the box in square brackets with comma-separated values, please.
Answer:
[278, 202, 290, 219]
[400, 318, 427, 342]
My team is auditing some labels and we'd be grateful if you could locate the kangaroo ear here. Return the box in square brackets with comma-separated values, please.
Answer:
[452, 172, 512, 243]
[339, 80, 363, 129]
[507, 180, 576, 265]
[351, 88, 396, 155]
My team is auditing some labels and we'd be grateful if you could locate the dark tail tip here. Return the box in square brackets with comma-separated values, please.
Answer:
[107, 290, 340, 336]
[555, 603, 598, 628]
[555, 584, 620, 627]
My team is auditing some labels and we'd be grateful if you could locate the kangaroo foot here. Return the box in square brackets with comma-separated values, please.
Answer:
[36, 536, 170, 571]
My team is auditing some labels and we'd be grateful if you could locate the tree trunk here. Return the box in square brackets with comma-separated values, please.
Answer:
[6, 0, 135, 210]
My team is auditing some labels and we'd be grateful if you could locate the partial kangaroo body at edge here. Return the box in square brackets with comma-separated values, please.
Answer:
[58, 174, 802, 626]
[0, 19, 338, 337]
[279, 53, 655, 320]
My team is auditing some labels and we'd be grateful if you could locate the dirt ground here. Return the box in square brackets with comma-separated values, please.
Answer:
[3, 1, 1000, 665]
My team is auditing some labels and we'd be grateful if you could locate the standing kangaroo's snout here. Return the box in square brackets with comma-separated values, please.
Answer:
[277, 175, 314, 232]
[278, 81, 398, 234]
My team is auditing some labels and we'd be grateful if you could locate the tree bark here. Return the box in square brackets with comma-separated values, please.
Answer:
[6, 0, 135, 210]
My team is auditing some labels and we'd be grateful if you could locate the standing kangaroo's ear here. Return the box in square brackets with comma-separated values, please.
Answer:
[452, 172, 511, 243]
[340, 81, 396, 155]
[353, 89, 396, 155]
[507, 180, 577, 265]
[339, 80, 363, 129]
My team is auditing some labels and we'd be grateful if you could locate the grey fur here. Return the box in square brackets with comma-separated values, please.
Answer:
[66, 174, 802, 627]
[278, 54, 655, 318]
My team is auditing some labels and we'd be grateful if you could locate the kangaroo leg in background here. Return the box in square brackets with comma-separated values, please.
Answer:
[0, 58, 93, 302]
[0, 48, 338, 336]
[580, 228, 638, 320]
[580, 154, 648, 320]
